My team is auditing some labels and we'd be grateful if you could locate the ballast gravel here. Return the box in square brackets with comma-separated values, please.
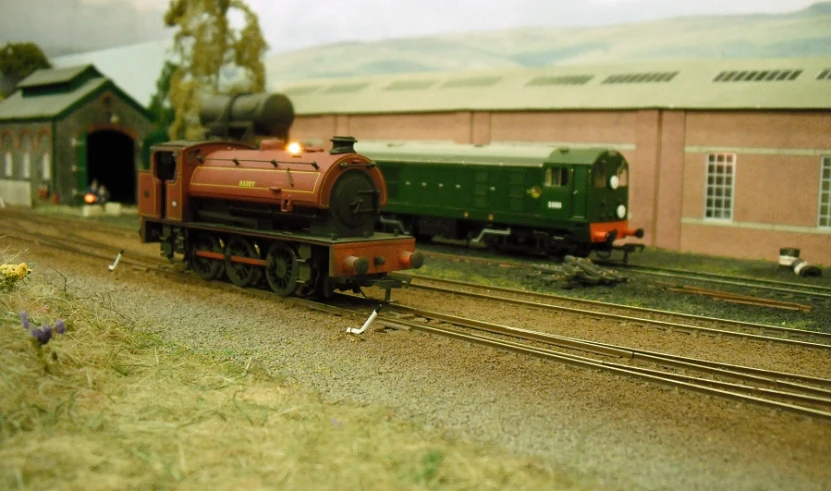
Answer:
[7, 220, 831, 491]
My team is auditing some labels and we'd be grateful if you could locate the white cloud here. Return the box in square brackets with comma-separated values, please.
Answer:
[586, 0, 646, 4]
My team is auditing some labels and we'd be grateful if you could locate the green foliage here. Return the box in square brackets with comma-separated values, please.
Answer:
[0, 42, 51, 81]
[413, 449, 445, 485]
[147, 61, 179, 129]
[164, 0, 268, 140]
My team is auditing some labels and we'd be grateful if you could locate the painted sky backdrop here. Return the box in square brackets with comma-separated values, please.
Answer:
[0, 0, 823, 56]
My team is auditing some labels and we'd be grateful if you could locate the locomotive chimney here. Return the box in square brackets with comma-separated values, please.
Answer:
[330, 136, 357, 155]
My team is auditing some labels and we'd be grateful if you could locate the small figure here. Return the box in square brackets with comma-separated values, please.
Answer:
[97, 185, 110, 205]
[84, 179, 102, 205]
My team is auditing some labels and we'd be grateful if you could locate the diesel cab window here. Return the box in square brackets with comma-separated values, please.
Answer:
[545, 167, 568, 187]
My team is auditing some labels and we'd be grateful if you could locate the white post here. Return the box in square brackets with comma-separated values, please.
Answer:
[347, 304, 385, 335]
[108, 250, 124, 272]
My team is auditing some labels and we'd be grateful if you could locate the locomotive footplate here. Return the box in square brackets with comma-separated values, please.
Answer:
[143, 218, 415, 247]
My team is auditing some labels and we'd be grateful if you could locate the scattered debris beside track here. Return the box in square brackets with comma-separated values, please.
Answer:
[531, 255, 627, 286]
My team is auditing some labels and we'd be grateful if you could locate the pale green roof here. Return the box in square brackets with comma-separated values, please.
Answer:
[0, 64, 149, 122]
[17, 65, 100, 89]
[355, 140, 610, 167]
[0, 75, 108, 121]
[274, 57, 831, 114]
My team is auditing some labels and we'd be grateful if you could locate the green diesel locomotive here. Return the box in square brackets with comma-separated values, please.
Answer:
[355, 141, 644, 258]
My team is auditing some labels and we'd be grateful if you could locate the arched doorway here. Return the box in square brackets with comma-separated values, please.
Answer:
[87, 130, 136, 204]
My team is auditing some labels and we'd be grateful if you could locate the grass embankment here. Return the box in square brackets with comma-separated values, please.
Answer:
[0, 261, 574, 490]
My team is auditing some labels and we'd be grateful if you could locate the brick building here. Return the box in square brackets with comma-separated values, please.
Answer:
[275, 57, 831, 265]
[0, 64, 153, 206]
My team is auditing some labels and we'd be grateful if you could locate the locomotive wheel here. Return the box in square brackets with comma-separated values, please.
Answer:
[189, 232, 225, 280]
[265, 242, 298, 297]
[572, 244, 592, 258]
[224, 236, 262, 288]
[314, 274, 335, 300]
[594, 249, 613, 260]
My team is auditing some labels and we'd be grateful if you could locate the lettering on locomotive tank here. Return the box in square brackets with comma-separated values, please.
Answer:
[238, 180, 256, 188]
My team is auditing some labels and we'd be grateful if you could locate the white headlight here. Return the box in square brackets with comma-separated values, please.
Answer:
[616, 204, 626, 219]
[609, 175, 620, 190]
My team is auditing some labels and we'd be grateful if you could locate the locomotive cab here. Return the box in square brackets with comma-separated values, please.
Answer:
[579, 150, 644, 246]
[586, 153, 630, 222]
[138, 148, 182, 220]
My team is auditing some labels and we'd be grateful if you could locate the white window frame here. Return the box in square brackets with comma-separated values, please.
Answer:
[819, 156, 831, 228]
[22, 153, 31, 179]
[4, 152, 12, 177]
[704, 153, 736, 221]
[42, 153, 52, 180]
[19, 135, 31, 179]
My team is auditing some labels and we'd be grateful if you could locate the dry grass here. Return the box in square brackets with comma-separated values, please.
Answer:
[0, 262, 578, 490]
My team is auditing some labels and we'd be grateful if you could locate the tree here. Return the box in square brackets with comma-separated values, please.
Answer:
[147, 60, 179, 129]
[164, 0, 268, 140]
[0, 42, 51, 86]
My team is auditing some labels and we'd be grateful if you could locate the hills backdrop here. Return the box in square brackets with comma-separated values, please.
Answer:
[265, 2, 831, 84]
[9, 1, 831, 105]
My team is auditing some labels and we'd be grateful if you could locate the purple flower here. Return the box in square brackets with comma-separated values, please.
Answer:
[54, 319, 66, 335]
[30, 325, 53, 346]
[20, 312, 29, 330]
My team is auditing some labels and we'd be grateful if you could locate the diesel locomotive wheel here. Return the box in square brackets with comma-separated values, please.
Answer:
[189, 232, 225, 280]
[594, 249, 613, 260]
[572, 244, 592, 258]
[224, 236, 262, 287]
[265, 242, 299, 297]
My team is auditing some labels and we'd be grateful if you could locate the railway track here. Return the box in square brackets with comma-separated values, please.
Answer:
[0, 214, 174, 274]
[6, 210, 831, 422]
[311, 300, 831, 422]
[406, 275, 831, 350]
[615, 263, 831, 301]
[421, 247, 831, 306]
[11, 208, 829, 304]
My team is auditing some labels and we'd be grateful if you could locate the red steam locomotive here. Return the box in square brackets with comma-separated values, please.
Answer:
[137, 136, 423, 299]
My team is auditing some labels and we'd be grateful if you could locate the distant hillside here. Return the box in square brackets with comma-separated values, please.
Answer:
[266, 2, 831, 85]
[0, 0, 168, 57]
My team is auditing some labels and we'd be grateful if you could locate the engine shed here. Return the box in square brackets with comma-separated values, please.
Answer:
[276, 57, 831, 266]
[0, 64, 154, 206]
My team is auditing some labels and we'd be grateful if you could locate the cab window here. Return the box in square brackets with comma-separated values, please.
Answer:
[593, 163, 607, 188]
[545, 167, 568, 187]
[616, 165, 629, 187]
[156, 151, 177, 182]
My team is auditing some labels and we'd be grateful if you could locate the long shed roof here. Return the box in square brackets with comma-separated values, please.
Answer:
[274, 57, 831, 114]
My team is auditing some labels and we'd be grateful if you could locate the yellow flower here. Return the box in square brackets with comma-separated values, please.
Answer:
[1, 262, 31, 281]
[15, 263, 30, 279]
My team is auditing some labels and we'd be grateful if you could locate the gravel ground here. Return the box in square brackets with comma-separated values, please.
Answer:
[5, 211, 831, 491]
